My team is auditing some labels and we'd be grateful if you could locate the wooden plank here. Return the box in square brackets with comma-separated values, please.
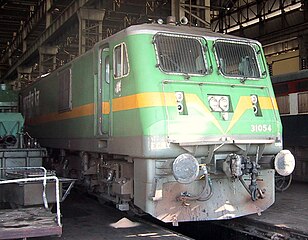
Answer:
[0, 207, 62, 239]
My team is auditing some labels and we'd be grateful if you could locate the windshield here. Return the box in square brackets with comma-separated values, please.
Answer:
[154, 33, 207, 75]
[215, 40, 261, 79]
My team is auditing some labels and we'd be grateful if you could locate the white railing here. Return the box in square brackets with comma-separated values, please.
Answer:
[0, 167, 61, 227]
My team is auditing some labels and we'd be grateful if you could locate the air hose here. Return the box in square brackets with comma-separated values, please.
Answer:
[178, 166, 213, 202]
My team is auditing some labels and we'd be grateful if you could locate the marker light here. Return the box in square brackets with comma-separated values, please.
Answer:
[175, 92, 184, 102]
[177, 103, 184, 113]
[274, 150, 295, 176]
[172, 153, 199, 184]
[250, 94, 262, 116]
[251, 95, 258, 104]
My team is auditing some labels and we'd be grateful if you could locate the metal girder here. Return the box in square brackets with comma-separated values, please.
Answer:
[101, 0, 171, 38]
[211, 0, 304, 35]
[1, 0, 172, 82]
[210, 0, 308, 68]
[17, 66, 33, 88]
[77, 8, 105, 55]
[39, 46, 58, 74]
[2, 0, 91, 81]
[259, 21, 308, 45]
[298, 34, 308, 69]
[1, 0, 46, 66]
[171, 0, 211, 28]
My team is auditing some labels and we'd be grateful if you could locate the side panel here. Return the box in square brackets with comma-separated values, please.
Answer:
[22, 51, 97, 151]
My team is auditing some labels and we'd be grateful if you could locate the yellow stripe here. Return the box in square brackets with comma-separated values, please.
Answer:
[226, 96, 251, 133]
[112, 93, 223, 133]
[102, 102, 110, 114]
[259, 96, 278, 110]
[185, 94, 224, 134]
[29, 103, 94, 125]
[29, 101, 111, 125]
[226, 96, 278, 133]
[112, 92, 177, 112]
[28, 92, 278, 134]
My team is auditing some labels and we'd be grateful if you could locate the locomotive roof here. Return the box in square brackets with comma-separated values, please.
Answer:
[23, 23, 262, 90]
[106, 23, 261, 45]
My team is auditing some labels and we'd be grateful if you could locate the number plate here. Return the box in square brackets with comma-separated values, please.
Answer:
[251, 124, 272, 132]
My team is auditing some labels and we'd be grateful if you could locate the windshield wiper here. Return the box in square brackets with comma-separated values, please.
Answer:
[240, 77, 248, 84]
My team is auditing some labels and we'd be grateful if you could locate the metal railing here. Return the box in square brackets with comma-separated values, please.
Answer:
[0, 167, 62, 227]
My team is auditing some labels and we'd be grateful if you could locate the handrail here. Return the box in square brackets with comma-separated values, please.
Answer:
[0, 172, 61, 227]
[162, 79, 268, 89]
[0, 166, 49, 209]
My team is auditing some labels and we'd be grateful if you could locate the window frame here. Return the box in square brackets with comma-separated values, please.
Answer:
[105, 55, 110, 84]
[58, 67, 72, 112]
[153, 33, 208, 76]
[113, 42, 130, 79]
[213, 39, 263, 80]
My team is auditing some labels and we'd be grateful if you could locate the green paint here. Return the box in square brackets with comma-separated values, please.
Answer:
[20, 25, 282, 155]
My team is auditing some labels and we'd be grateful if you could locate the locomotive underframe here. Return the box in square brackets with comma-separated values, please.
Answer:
[51, 136, 278, 223]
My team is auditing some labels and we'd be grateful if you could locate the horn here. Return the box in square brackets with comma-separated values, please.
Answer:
[180, 16, 188, 25]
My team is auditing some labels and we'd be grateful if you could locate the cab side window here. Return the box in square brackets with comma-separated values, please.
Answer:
[114, 42, 129, 78]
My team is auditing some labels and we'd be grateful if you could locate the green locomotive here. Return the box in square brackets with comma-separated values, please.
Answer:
[20, 22, 295, 224]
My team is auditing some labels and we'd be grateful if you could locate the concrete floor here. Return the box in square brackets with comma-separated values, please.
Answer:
[31, 191, 191, 240]
[28, 181, 308, 240]
[247, 181, 308, 234]
[215, 181, 308, 239]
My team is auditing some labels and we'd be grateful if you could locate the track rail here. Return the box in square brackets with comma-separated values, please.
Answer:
[216, 217, 308, 240]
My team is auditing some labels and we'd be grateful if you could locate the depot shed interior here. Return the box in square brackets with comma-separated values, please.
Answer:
[0, 0, 307, 180]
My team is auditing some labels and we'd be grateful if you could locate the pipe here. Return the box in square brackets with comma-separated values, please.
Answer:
[82, 152, 89, 172]
[18, 132, 24, 148]
[177, 166, 213, 202]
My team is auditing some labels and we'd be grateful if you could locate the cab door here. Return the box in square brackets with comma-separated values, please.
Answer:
[98, 47, 110, 136]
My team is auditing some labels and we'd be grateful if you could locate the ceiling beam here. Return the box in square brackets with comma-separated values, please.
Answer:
[2, 0, 92, 80]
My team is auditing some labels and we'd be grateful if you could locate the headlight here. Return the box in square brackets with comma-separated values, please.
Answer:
[219, 96, 229, 111]
[172, 153, 199, 184]
[274, 150, 295, 176]
[208, 97, 220, 111]
[208, 95, 230, 112]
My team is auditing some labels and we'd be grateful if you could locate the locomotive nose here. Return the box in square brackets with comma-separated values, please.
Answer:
[274, 150, 295, 176]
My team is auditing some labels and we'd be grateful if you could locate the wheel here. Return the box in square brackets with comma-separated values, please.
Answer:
[275, 173, 292, 192]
